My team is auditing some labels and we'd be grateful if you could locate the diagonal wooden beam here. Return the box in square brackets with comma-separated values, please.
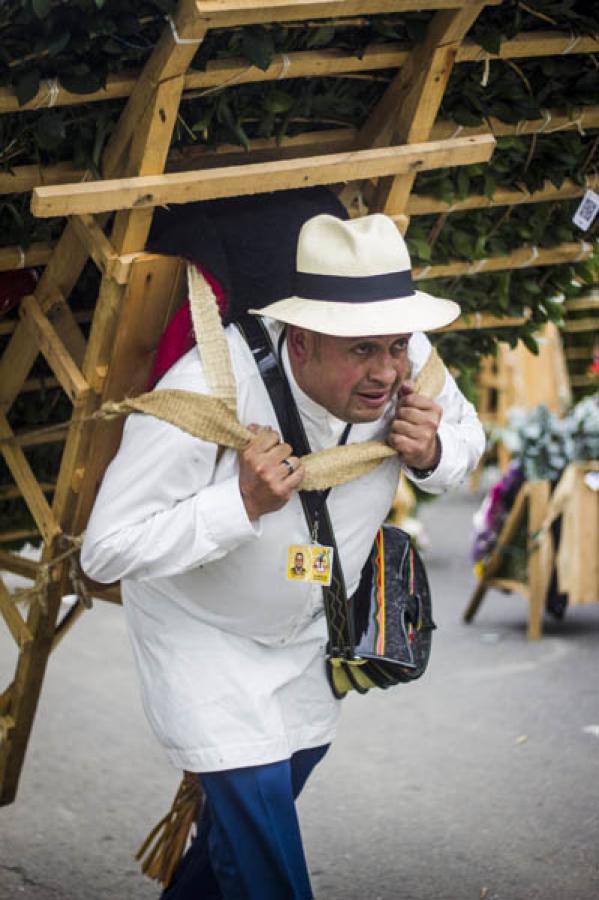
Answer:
[0, 416, 61, 543]
[357, 3, 489, 215]
[0, 580, 33, 651]
[19, 297, 90, 404]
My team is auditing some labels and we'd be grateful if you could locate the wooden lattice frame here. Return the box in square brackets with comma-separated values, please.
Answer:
[0, 0, 597, 806]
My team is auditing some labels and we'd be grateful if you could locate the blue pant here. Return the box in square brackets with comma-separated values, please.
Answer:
[161, 745, 329, 900]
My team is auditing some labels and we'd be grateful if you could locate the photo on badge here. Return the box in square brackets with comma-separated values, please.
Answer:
[310, 545, 333, 586]
[287, 545, 311, 581]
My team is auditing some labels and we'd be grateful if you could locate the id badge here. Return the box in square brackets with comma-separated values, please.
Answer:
[286, 544, 334, 586]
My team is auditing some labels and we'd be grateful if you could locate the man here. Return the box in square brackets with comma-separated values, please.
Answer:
[81, 213, 484, 899]
[289, 550, 308, 579]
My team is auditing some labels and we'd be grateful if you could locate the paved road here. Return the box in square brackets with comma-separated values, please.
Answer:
[1, 487, 598, 900]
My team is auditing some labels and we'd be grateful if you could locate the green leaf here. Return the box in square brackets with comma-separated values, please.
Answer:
[32, 0, 50, 19]
[263, 90, 294, 114]
[242, 28, 274, 72]
[407, 237, 432, 262]
[475, 31, 501, 55]
[306, 26, 335, 49]
[34, 113, 67, 151]
[60, 71, 105, 94]
[14, 69, 40, 106]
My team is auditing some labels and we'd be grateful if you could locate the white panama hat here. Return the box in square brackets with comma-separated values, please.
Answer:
[250, 212, 460, 337]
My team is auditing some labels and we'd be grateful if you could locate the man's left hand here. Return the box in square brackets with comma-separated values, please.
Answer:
[387, 381, 442, 471]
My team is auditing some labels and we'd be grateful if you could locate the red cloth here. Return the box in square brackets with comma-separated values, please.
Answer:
[147, 265, 228, 390]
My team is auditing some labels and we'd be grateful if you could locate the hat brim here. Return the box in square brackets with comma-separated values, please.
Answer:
[249, 291, 460, 337]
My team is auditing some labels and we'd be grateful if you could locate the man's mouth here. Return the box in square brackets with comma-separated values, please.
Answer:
[356, 390, 389, 408]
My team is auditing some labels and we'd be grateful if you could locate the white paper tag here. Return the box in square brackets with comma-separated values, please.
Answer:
[583, 471, 599, 492]
[572, 189, 599, 231]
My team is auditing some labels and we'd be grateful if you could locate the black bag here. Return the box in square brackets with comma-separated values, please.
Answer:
[327, 524, 436, 698]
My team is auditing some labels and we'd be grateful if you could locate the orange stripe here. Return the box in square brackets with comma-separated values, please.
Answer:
[375, 529, 385, 656]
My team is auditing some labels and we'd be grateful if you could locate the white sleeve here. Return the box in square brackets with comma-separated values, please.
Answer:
[80, 362, 259, 584]
[403, 332, 486, 494]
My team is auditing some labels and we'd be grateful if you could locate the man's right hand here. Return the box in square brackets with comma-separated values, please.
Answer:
[239, 426, 305, 521]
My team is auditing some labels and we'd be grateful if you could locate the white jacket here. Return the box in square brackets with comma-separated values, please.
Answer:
[81, 323, 484, 772]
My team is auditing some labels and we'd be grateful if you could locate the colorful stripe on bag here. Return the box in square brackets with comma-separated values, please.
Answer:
[375, 528, 385, 656]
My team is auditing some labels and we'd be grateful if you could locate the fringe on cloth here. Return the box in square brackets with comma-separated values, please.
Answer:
[136, 771, 204, 888]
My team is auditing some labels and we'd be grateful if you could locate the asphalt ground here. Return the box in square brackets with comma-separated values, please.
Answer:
[1, 485, 598, 900]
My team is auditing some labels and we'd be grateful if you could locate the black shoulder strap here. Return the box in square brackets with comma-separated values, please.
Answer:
[236, 314, 354, 656]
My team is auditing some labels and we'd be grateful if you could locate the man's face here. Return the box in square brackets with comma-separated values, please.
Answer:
[294, 552, 304, 569]
[288, 328, 411, 424]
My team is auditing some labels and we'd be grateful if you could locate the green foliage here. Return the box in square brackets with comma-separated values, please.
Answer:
[501, 396, 599, 481]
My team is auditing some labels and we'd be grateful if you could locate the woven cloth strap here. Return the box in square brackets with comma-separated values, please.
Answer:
[99, 266, 446, 492]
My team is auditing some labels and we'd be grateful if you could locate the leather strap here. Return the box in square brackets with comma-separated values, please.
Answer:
[236, 315, 354, 656]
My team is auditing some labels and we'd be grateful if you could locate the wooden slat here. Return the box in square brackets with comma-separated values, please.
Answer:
[414, 241, 594, 280]
[0, 415, 61, 543]
[3, 30, 597, 119]
[437, 313, 527, 332]
[407, 176, 597, 216]
[565, 293, 599, 312]
[0, 530, 40, 546]
[0, 243, 54, 271]
[0, 579, 33, 650]
[6, 102, 599, 199]
[431, 105, 599, 140]
[0, 311, 91, 339]
[0, 551, 40, 580]
[32, 134, 495, 217]
[194, 0, 501, 29]
[19, 296, 90, 404]
[562, 317, 599, 333]
[565, 346, 594, 360]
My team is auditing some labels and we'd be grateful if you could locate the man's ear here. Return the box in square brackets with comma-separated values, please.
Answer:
[287, 326, 309, 364]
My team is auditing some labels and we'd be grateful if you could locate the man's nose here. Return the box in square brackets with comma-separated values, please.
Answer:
[368, 354, 399, 384]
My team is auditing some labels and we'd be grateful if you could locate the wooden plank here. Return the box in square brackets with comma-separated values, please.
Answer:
[0, 416, 61, 543]
[0, 311, 91, 339]
[431, 106, 599, 140]
[0, 243, 54, 271]
[194, 0, 501, 28]
[0, 579, 33, 650]
[463, 483, 529, 623]
[359, 4, 490, 216]
[413, 241, 595, 280]
[71, 215, 119, 281]
[437, 313, 527, 332]
[527, 480, 552, 640]
[457, 30, 599, 62]
[565, 292, 599, 312]
[0, 551, 39, 580]
[19, 296, 90, 404]
[562, 316, 598, 333]
[565, 347, 594, 360]
[32, 134, 495, 217]
[407, 177, 596, 215]
[0, 30, 595, 119]
[0, 530, 40, 546]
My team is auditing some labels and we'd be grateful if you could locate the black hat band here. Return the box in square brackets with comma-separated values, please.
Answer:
[294, 269, 415, 303]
